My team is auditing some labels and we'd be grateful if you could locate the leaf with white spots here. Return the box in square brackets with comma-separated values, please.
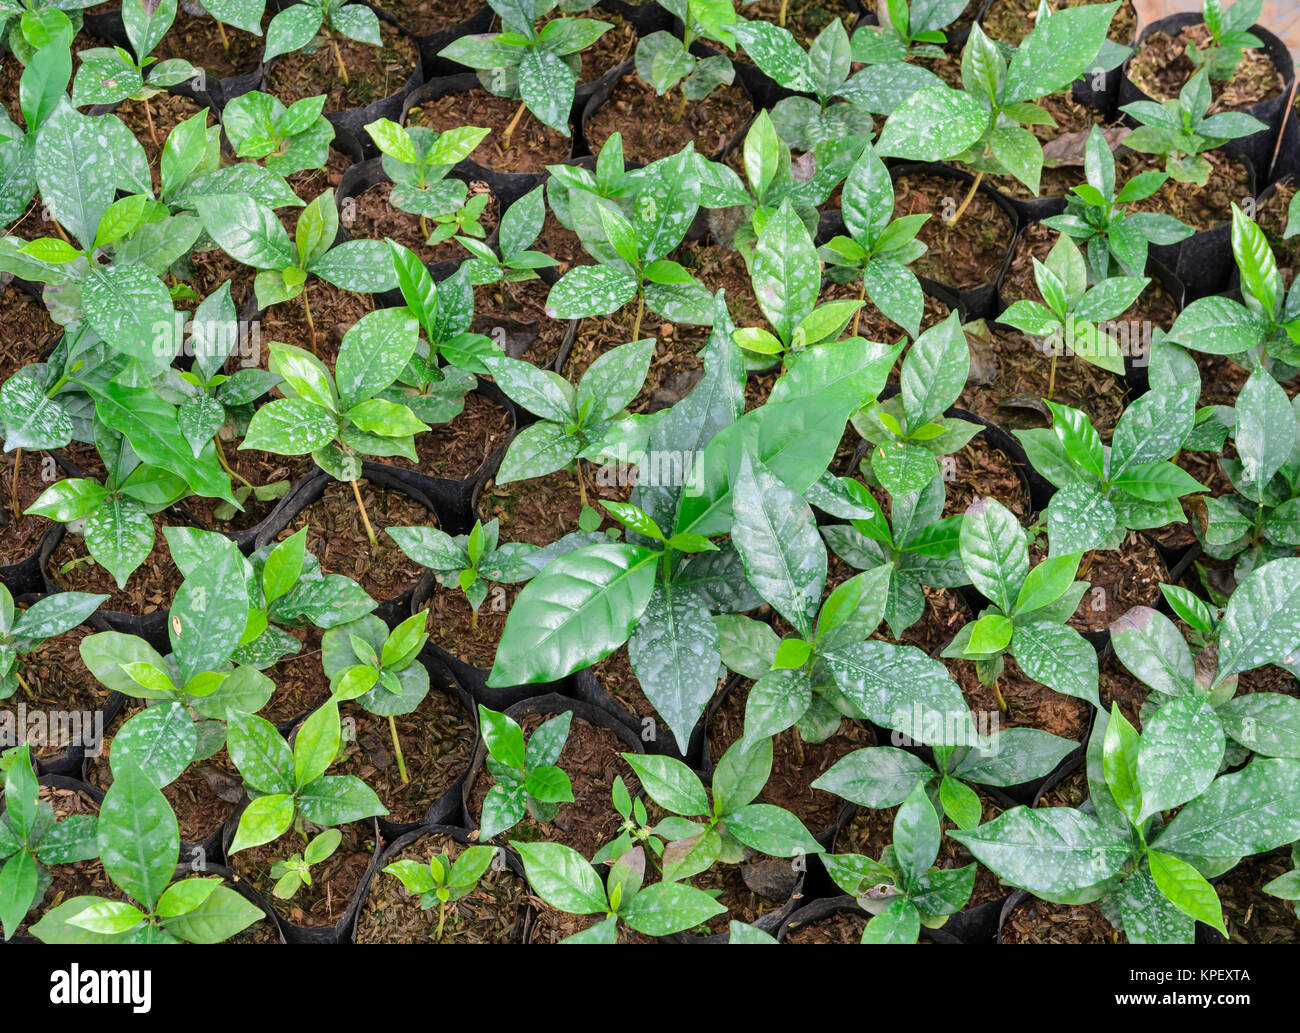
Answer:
[170, 538, 248, 686]
[1011, 620, 1100, 706]
[1234, 365, 1294, 499]
[1045, 480, 1118, 554]
[959, 496, 1027, 613]
[545, 265, 638, 319]
[875, 85, 989, 162]
[1109, 606, 1196, 698]
[751, 201, 820, 347]
[84, 497, 153, 590]
[1137, 695, 1225, 820]
[1216, 558, 1300, 680]
[178, 394, 225, 457]
[1151, 757, 1300, 859]
[242, 398, 338, 455]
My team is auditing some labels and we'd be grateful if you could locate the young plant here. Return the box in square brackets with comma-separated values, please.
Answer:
[544, 132, 639, 234]
[483, 337, 655, 505]
[270, 828, 341, 899]
[0, 33, 71, 227]
[240, 311, 426, 545]
[512, 840, 726, 941]
[1184, 367, 1300, 579]
[729, 18, 916, 149]
[0, 745, 100, 940]
[226, 699, 387, 854]
[455, 183, 559, 288]
[438, 0, 612, 149]
[953, 706, 1300, 943]
[854, 315, 981, 496]
[364, 119, 490, 240]
[1186, 0, 1264, 81]
[321, 612, 432, 784]
[68, 0, 198, 144]
[940, 497, 1100, 712]
[1014, 389, 1204, 555]
[222, 91, 334, 178]
[634, 0, 736, 117]
[1166, 204, 1300, 382]
[1041, 126, 1194, 280]
[1110, 599, 1300, 765]
[263, 0, 382, 86]
[545, 145, 709, 338]
[0, 0, 82, 65]
[820, 145, 932, 338]
[195, 189, 399, 346]
[998, 232, 1150, 387]
[815, 471, 969, 640]
[875, 9, 1123, 219]
[387, 519, 539, 632]
[815, 728, 1079, 831]
[0, 584, 106, 700]
[1120, 66, 1267, 185]
[616, 742, 825, 880]
[1263, 844, 1300, 912]
[851, 0, 966, 63]
[383, 843, 496, 940]
[29, 760, 265, 943]
[474, 705, 574, 839]
[821, 784, 974, 942]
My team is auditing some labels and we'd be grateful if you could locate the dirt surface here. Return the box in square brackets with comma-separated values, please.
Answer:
[1130, 23, 1284, 109]
[894, 172, 1016, 290]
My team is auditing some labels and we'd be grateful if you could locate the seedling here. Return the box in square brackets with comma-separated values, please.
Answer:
[1186, 0, 1265, 81]
[271, 828, 342, 899]
[226, 699, 387, 853]
[851, 0, 965, 63]
[0, 745, 100, 940]
[262, 0, 383, 86]
[222, 92, 334, 178]
[322, 612, 432, 784]
[940, 497, 1100, 712]
[821, 785, 975, 942]
[634, 0, 736, 118]
[383, 843, 496, 940]
[484, 338, 655, 506]
[1120, 66, 1268, 185]
[954, 705, 1300, 943]
[1014, 390, 1204, 554]
[68, 0, 198, 144]
[388, 519, 540, 632]
[998, 232, 1150, 389]
[364, 119, 490, 240]
[1041, 126, 1194, 280]
[474, 705, 574, 839]
[456, 183, 559, 288]
[30, 761, 265, 943]
[439, 0, 612, 149]
[240, 312, 427, 546]
[0, 583, 106, 700]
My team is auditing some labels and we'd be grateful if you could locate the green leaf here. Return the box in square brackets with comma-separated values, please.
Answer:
[876, 85, 989, 161]
[1147, 849, 1227, 936]
[751, 201, 820, 346]
[98, 760, 179, 910]
[1216, 558, 1300, 680]
[723, 803, 823, 857]
[229, 793, 295, 854]
[619, 881, 727, 935]
[959, 497, 1027, 614]
[622, 754, 709, 817]
[1152, 758, 1300, 858]
[628, 583, 720, 752]
[513, 841, 608, 914]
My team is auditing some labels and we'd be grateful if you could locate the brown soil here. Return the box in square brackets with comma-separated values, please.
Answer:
[49, 518, 185, 615]
[1129, 23, 1284, 111]
[260, 627, 334, 726]
[944, 651, 1092, 742]
[263, 20, 418, 110]
[354, 830, 527, 943]
[151, 7, 264, 80]
[941, 431, 1033, 522]
[707, 682, 871, 835]
[585, 75, 752, 165]
[1059, 532, 1166, 634]
[1, 452, 57, 566]
[1, 627, 110, 763]
[333, 686, 476, 824]
[273, 479, 433, 603]
[409, 90, 573, 175]
[894, 172, 1015, 290]
[741, 0, 843, 45]
[346, 178, 499, 269]
[1257, 179, 1299, 274]
[981, 0, 1137, 46]
[481, 449, 633, 546]
[475, 278, 574, 368]
[87, 707, 239, 845]
[15, 783, 113, 937]
[231, 818, 377, 928]
[1100, 649, 1151, 727]
[820, 279, 952, 344]
[522, 890, 655, 942]
[180, 451, 314, 535]
[467, 712, 635, 859]
[110, 91, 201, 179]
[678, 240, 767, 329]
[1120, 148, 1252, 232]
[1001, 896, 1117, 942]
[1215, 851, 1299, 943]
[372, 0, 488, 36]
[384, 390, 513, 479]
[783, 905, 868, 942]
[890, 587, 973, 655]
[532, 210, 587, 275]
[683, 861, 798, 938]
[419, 580, 515, 668]
[0, 286, 59, 384]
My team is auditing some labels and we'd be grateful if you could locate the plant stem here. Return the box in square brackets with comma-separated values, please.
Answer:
[302, 287, 318, 353]
[470, 606, 479, 635]
[436, 901, 447, 942]
[51, 221, 72, 245]
[11, 447, 21, 521]
[1078, 549, 1095, 580]
[500, 100, 528, 151]
[420, 215, 431, 241]
[331, 32, 350, 87]
[778, 0, 788, 27]
[993, 678, 1007, 715]
[673, 91, 687, 123]
[1047, 351, 1057, 400]
[631, 293, 644, 342]
[576, 463, 588, 509]
[389, 715, 409, 784]
[143, 96, 158, 147]
[214, 438, 253, 488]
[215, 18, 229, 51]
[946, 170, 984, 228]
[349, 479, 379, 546]
[15, 668, 34, 698]
[852, 280, 866, 337]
